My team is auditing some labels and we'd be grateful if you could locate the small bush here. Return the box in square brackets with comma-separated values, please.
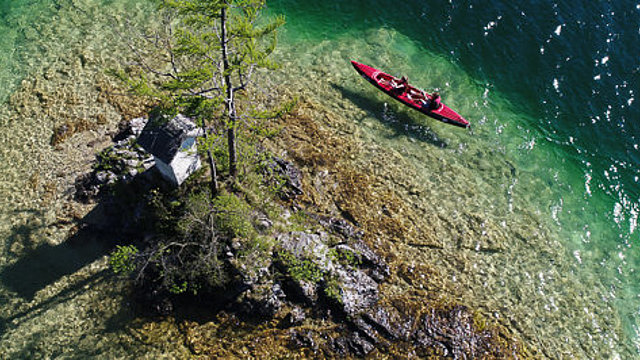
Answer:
[277, 250, 324, 283]
[109, 245, 139, 275]
[323, 276, 343, 305]
[213, 192, 255, 239]
[329, 247, 362, 267]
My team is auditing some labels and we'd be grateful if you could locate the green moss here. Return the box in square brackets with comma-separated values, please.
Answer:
[329, 247, 362, 267]
[323, 276, 343, 305]
[237, 170, 282, 222]
[288, 211, 310, 232]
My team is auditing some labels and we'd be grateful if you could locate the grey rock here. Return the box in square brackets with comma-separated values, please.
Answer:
[334, 267, 379, 316]
[95, 171, 109, 184]
[296, 279, 318, 305]
[289, 329, 317, 351]
[362, 307, 413, 341]
[335, 241, 390, 283]
[256, 283, 286, 318]
[313, 214, 363, 240]
[263, 157, 303, 200]
[413, 304, 495, 359]
[278, 231, 334, 270]
[125, 159, 140, 168]
[280, 306, 306, 328]
[256, 216, 273, 231]
[129, 117, 148, 136]
[332, 332, 375, 357]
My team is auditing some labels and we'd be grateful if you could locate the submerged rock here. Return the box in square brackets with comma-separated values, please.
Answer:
[289, 329, 318, 352]
[412, 305, 503, 358]
[312, 213, 364, 240]
[332, 332, 376, 357]
[361, 306, 413, 341]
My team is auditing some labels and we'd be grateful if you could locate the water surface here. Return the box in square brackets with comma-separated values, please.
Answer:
[0, 0, 638, 357]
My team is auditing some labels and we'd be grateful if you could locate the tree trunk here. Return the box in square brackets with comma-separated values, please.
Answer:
[220, 5, 238, 178]
[204, 129, 219, 195]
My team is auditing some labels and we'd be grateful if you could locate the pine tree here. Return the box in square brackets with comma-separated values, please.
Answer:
[116, 0, 284, 192]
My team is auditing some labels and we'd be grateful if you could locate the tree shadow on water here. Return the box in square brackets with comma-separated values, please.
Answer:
[0, 166, 160, 338]
[0, 204, 118, 301]
[331, 83, 448, 148]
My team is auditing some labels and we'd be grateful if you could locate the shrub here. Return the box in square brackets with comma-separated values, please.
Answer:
[323, 276, 343, 305]
[276, 250, 324, 283]
[109, 245, 139, 275]
[213, 192, 255, 239]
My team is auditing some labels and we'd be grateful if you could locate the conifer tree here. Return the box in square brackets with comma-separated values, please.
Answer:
[117, 0, 284, 192]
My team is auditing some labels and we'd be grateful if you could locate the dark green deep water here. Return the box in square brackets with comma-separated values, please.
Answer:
[0, 0, 639, 357]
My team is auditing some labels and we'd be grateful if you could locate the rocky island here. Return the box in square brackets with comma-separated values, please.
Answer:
[69, 95, 533, 357]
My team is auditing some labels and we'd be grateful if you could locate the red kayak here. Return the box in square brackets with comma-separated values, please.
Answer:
[351, 61, 470, 128]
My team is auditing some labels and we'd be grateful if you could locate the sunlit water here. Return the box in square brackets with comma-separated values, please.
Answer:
[0, 0, 639, 358]
[266, 0, 640, 357]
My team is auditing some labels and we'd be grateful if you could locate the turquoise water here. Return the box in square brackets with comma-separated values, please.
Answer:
[0, 0, 638, 357]
[265, 0, 640, 356]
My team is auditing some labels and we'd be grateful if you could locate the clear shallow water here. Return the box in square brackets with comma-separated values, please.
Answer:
[265, 0, 640, 356]
[0, 0, 190, 357]
[0, 0, 638, 358]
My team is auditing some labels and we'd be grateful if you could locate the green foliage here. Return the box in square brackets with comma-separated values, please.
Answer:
[175, 190, 212, 236]
[93, 146, 120, 172]
[233, 235, 274, 279]
[107, 0, 295, 299]
[141, 0, 284, 177]
[237, 169, 282, 222]
[213, 191, 254, 239]
[109, 245, 139, 275]
[169, 281, 189, 295]
[211, 141, 230, 174]
[323, 276, 343, 305]
[277, 250, 324, 283]
[288, 211, 309, 232]
[329, 247, 362, 267]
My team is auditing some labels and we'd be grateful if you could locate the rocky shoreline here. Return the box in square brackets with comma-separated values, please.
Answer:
[67, 98, 533, 358]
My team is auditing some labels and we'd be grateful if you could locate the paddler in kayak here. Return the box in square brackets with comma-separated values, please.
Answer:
[414, 90, 441, 111]
[391, 74, 441, 111]
[428, 91, 441, 110]
[391, 75, 409, 95]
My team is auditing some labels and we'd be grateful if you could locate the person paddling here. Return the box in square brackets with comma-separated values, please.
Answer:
[428, 91, 441, 110]
[391, 76, 409, 95]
